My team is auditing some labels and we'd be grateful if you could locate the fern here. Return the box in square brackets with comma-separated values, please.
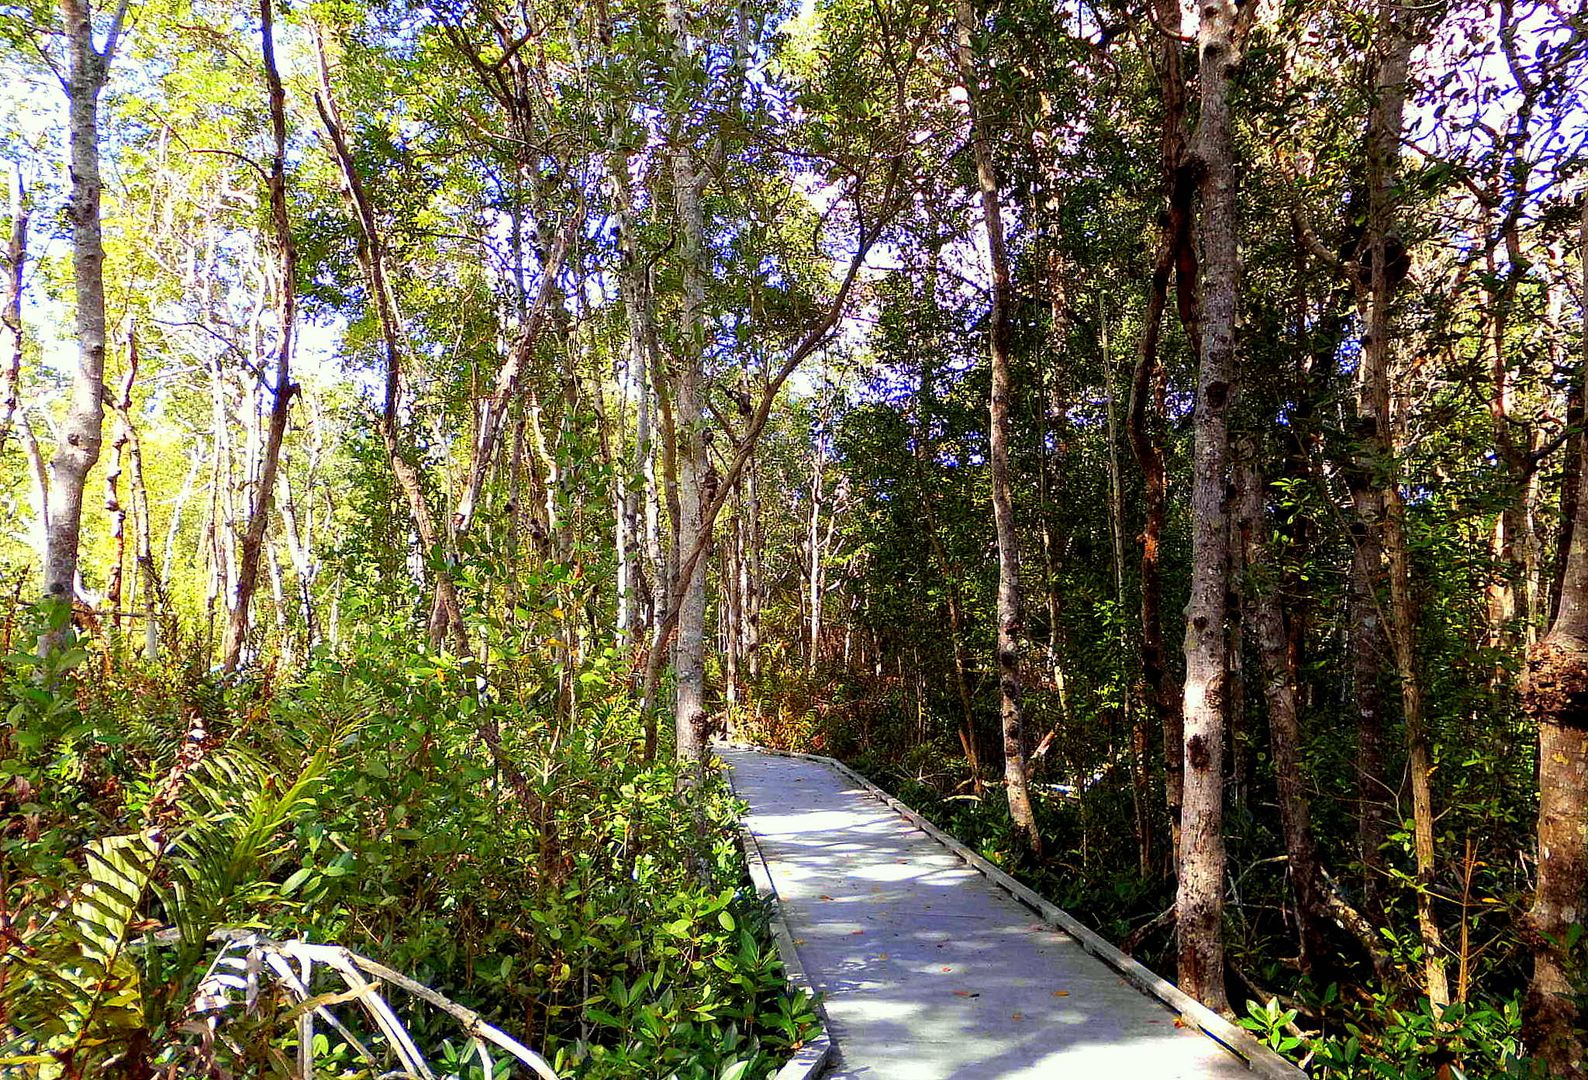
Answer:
[159, 744, 330, 951]
[2, 737, 334, 1077]
[2, 832, 160, 1077]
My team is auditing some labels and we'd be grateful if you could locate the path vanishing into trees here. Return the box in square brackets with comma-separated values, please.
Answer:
[722, 747, 1302, 1080]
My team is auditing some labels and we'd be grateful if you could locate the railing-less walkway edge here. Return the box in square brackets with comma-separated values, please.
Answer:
[717, 742, 1305, 1080]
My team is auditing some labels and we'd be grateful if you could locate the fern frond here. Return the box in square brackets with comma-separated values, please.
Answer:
[2, 831, 159, 1069]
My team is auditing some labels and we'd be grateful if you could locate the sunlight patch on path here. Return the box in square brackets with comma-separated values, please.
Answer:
[722, 747, 1265, 1080]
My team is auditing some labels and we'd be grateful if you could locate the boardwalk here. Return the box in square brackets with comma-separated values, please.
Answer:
[722, 747, 1294, 1080]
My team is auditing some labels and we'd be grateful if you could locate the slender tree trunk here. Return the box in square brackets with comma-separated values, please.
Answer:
[634, 121, 898, 755]
[1348, 514, 1391, 901]
[104, 339, 135, 643]
[222, 0, 298, 671]
[202, 422, 224, 646]
[1522, 189, 1588, 1080]
[915, 245, 981, 774]
[277, 465, 318, 650]
[956, 0, 1039, 853]
[666, 0, 710, 769]
[1359, 4, 1448, 1007]
[1131, 265, 1183, 861]
[807, 432, 825, 673]
[601, 47, 655, 649]
[164, 437, 203, 586]
[914, 325, 981, 777]
[22, 414, 50, 570]
[1176, 0, 1243, 1012]
[44, 0, 129, 647]
[613, 368, 636, 647]
[115, 330, 158, 660]
[1554, 372, 1584, 624]
[743, 443, 763, 682]
[1133, 0, 1196, 855]
[1236, 437, 1329, 969]
[312, 38, 468, 655]
[1104, 302, 1151, 876]
[722, 504, 741, 709]
[451, 237, 567, 541]
[0, 167, 26, 457]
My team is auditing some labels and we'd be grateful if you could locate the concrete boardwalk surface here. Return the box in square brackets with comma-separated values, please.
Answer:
[722, 747, 1259, 1080]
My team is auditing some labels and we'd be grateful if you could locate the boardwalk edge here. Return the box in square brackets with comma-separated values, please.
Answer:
[720, 749, 836, 1080]
[726, 742, 1306, 1080]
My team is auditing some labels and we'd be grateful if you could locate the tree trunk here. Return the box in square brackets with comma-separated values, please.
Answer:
[1348, 512, 1392, 903]
[722, 504, 741, 710]
[277, 464, 319, 651]
[1176, 0, 1242, 1013]
[1235, 437, 1329, 970]
[1359, 4, 1449, 1007]
[115, 330, 158, 660]
[605, 105, 657, 648]
[1104, 302, 1151, 876]
[1521, 193, 1588, 1075]
[22, 414, 51, 570]
[1553, 371, 1584, 625]
[1132, 0, 1196, 856]
[312, 37, 469, 655]
[163, 436, 204, 586]
[666, 0, 711, 770]
[0, 167, 26, 458]
[955, 0, 1039, 853]
[44, 0, 129, 647]
[743, 443, 763, 682]
[103, 339, 135, 643]
[807, 430, 826, 673]
[222, 0, 298, 672]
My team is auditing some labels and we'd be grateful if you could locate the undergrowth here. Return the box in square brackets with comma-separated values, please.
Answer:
[738, 665, 1545, 1079]
[1, 604, 818, 1079]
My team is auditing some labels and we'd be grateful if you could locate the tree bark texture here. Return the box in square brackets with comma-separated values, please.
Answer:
[1235, 438, 1330, 970]
[313, 38, 469, 655]
[1176, 0, 1242, 1013]
[44, 0, 127, 646]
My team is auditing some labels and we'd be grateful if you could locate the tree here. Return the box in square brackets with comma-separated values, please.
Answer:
[954, 0, 1040, 854]
[221, 0, 298, 672]
[0, 167, 25, 457]
[1522, 192, 1588, 1076]
[1176, 0, 1250, 1013]
[42, 0, 132, 648]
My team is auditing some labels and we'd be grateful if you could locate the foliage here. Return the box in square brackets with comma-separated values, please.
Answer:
[0, 607, 817, 1078]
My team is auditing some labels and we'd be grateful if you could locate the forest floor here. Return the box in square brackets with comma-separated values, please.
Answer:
[723, 747, 1280, 1079]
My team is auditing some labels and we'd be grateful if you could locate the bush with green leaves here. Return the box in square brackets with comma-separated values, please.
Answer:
[0, 605, 818, 1079]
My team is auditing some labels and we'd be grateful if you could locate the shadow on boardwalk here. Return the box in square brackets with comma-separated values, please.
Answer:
[722, 747, 1273, 1080]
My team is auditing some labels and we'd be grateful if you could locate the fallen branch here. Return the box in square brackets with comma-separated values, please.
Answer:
[185, 932, 559, 1079]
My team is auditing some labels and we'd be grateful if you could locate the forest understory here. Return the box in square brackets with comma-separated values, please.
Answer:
[3, 0, 1588, 1075]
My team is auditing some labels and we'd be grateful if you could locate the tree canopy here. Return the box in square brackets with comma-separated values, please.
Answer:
[3, 0, 1588, 1074]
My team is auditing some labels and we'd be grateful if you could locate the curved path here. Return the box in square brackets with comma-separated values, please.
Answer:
[722, 746, 1300, 1080]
